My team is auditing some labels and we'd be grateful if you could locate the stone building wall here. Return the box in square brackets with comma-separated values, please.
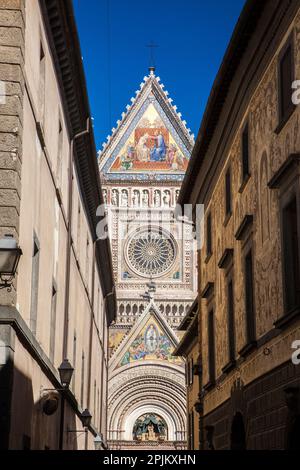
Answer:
[196, 4, 300, 449]
[0, 0, 25, 306]
[200, 7, 300, 411]
[0, 0, 113, 449]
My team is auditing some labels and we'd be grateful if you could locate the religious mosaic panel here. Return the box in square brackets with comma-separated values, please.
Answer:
[109, 104, 189, 174]
[133, 414, 168, 442]
[118, 317, 182, 368]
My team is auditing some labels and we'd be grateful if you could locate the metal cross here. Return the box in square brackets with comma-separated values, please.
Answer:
[146, 42, 158, 72]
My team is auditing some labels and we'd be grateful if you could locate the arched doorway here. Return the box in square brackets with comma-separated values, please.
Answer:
[230, 412, 246, 450]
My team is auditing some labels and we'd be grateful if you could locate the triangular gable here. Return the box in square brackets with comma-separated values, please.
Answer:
[98, 71, 194, 182]
[109, 301, 182, 372]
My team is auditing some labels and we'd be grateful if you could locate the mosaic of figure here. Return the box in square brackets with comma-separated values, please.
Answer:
[109, 104, 189, 174]
[119, 321, 180, 366]
[133, 414, 167, 441]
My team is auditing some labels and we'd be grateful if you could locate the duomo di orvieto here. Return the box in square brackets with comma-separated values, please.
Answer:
[98, 67, 197, 449]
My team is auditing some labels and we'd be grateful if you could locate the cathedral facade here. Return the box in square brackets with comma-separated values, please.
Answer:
[98, 69, 196, 449]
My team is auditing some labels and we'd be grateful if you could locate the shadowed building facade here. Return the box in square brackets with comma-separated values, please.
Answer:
[98, 69, 197, 449]
[178, 0, 300, 450]
[0, 0, 115, 449]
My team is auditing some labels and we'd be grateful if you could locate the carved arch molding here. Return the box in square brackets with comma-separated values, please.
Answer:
[108, 366, 186, 441]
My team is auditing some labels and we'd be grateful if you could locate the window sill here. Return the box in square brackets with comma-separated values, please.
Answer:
[205, 252, 212, 264]
[36, 121, 46, 149]
[223, 211, 232, 228]
[201, 282, 214, 299]
[238, 173, 251, 194]
[238, 340, 257, 358]
[218, 248, 234, 269]
[235, 215, 253, 241]
[203, 380, 215, 392]
[275, 105, 296, 135]
[222, 359, 236, 374]
[274, 307, 300, 330]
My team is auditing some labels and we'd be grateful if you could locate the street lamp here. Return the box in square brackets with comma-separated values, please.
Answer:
[81, 408, 92, 428]
[58, 359, 74, 388]
[0, 235, 22, 290]
[66, 408, 92, 445]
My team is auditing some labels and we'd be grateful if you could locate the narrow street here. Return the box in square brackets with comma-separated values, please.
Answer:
[0, 0, 300, 457]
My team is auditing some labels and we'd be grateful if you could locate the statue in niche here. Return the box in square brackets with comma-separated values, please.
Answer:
[102, 189, 107, 205]
[142, 190, 149, 207]
[132, 190, 140, 207]
[154, 190, 161, 207]
[163, 190, 171, 207]
[111, 189, 119, 206]
[121, 189, 128, 207]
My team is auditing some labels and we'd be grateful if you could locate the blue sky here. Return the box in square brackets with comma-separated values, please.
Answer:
[73, 0, 246, 150]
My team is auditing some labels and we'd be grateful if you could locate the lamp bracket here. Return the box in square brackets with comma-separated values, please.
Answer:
[0, 274, 13, 291]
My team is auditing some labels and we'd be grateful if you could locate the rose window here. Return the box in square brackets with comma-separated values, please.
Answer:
[126, 228, 176, 277]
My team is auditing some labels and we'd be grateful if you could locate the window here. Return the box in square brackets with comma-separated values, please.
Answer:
[97, 388, 100, 430]
[268, 154, 300, 327]
[208, 309, 215, 383]
[72, 332, 77, 390]
[225, 167, 232, 218]
[206, 212, 212, 258]
[77, 203, 81, 248]
[241, 123, 250, 181]
[188, 358, 194, 386]
[56, 118, 63, 185]
[227, 280, 235, 362]
[39, 42, 46, 123]
[245, 250, 255, 343]
[80, 351, 85, 408]
[188, 411, 195, 450]
[93, 380, 97, 419]
[185, 361, 189, 386]
[279, 40, 293, 123]
[282, 196, 300, 313]
[30, 235, 40, 335]
[49, 282, 57, 363]
[86, 237, 90, 284]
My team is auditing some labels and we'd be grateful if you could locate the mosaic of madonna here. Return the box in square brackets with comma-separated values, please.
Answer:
[119, 320, 181, 367]
[109, 104, 189, 174]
